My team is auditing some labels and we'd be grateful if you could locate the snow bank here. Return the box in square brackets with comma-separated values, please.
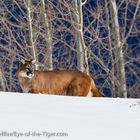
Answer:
[0, 92, 140, 140]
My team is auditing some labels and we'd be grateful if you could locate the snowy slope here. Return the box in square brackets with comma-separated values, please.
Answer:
[0, 92, 140, 140]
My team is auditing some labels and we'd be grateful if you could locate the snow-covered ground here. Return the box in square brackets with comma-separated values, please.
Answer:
[0, 92, 140, 140]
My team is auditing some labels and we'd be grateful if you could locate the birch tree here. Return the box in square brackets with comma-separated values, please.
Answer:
[82, 0, 140, 97]
[26, 0, 36, 62]
[0, 69, 6, 91]
[72, 0, 89, 74]
[109, 0, 127, 97]
[109, 0, 140, 97]
[41, 0, 53, 70]
[0, 0, 139, 97]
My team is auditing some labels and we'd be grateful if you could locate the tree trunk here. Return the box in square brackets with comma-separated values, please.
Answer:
[27, 1, 37, 63]
[73, 0, 89, 74]
[0, 69, 5, 91]
[105, 0, 116, 97]
[41, 0, 53, 70]
[110, 0, 127, 98]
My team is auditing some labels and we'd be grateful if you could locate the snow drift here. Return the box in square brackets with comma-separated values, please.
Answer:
[0, 92, 140, 140]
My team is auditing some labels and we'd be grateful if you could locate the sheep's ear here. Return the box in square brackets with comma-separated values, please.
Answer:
[21, 59, 25, 64]
[31, 59, 36, 64]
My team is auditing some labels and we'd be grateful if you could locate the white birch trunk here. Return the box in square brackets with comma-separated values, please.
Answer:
[73, 0, 89, 74]
[26, 1, 37, 64]
[0, 69, 5, 91]
[41, 0, 53, 70]
[110, 0, 127, 98]
[105, 0, 116, 97]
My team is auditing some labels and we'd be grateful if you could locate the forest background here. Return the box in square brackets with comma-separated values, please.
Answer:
[0, 0, 140, 98]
